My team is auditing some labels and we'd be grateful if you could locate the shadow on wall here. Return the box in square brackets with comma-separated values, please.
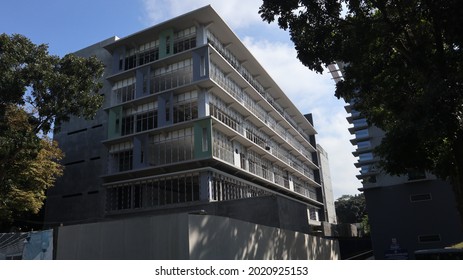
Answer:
[188, 214, 339, 260]
[55, 213, 339, 259]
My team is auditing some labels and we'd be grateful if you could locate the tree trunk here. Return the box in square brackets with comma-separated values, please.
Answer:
[452, 134, 463, 230]
[452, 174, 463, 230]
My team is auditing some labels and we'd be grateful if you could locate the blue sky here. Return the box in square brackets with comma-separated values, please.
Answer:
[1, 0, 362, 198]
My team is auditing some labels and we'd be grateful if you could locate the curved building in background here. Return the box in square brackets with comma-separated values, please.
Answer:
[329, 62, 463, 259]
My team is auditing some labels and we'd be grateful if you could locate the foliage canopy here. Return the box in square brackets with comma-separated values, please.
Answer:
[0, 34, 104, 228]
[335, 194, 367, 224]
[260, 0, 463, 222]
[335, 194, 370, 234]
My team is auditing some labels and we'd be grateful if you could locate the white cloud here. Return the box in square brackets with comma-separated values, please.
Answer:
[314, 108, 363, 198]
[140, 0, 362, 198]
[241, 37, 334, 108]
[142, 0, 264, 29]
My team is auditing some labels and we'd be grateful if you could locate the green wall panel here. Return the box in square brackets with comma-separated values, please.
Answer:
[194, 118, 212, 159]
[159, 28, 174, 59]
[108, 106, 122, 139]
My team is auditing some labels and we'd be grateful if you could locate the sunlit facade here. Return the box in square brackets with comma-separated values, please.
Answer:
[46, 6, 333, 232]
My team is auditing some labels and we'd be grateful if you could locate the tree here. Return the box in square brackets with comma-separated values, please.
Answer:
[0, 105, 64, 226]
[0, 34, 104, 229]
[335, 194, 370, 235]
[260, 0, 463, 225]
[334, 193, 370, 235]
[1, 34, 104, 134]
[335, 194, 367, 224]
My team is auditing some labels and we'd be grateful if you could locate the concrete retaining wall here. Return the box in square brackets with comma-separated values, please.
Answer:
[56, 213, 339, 260]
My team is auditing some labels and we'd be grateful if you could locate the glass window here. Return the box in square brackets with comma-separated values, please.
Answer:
[152, 59, 193, 93]
[112, 77, 136, 104]
[111, 150, 133, 172]
[124, 54, 136, 70]
[353, 118, 367, 127]
[109, 142, 133, 173]
[351, 110, 361, 118]
[173, 91, 198, 124]
[119, 56, 123, 71]
[355, 129, 369, 138]
[121, 115, 134, 136]
[148, 128, 194, 166]
[357, 141, 371, 149]
[115, 185, 131, 210]
[359, 152, 373, 161]
[106, 172, 201, 212]
[360, 165, 371, 174]
[164, 99, 170, 122]
[166, 36, 171, 54]
[136, 111, 157, 132]
[139, 48, 159, 66]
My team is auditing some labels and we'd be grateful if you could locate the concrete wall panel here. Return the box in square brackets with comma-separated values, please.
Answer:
[57, 214, 190, 259]
[188, 214, 338, 260]
[56, 213, 339, 259]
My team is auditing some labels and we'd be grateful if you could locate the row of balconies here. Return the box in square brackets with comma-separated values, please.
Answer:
[106, 53, 317, 169]
[211, 119, 320, 193]
[209, 62, 317, 156]
[345, 103, 379, 184]
[103, 28, 322, 198]
[105, 167, 322, 219]
[207, 30, 315, 144]
[209, 101, 316, 174]
[106, 119, 320, 203]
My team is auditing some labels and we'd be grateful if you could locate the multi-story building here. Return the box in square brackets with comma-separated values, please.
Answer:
[329, 63, 463, 259]
[45, 6, 335, 235]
